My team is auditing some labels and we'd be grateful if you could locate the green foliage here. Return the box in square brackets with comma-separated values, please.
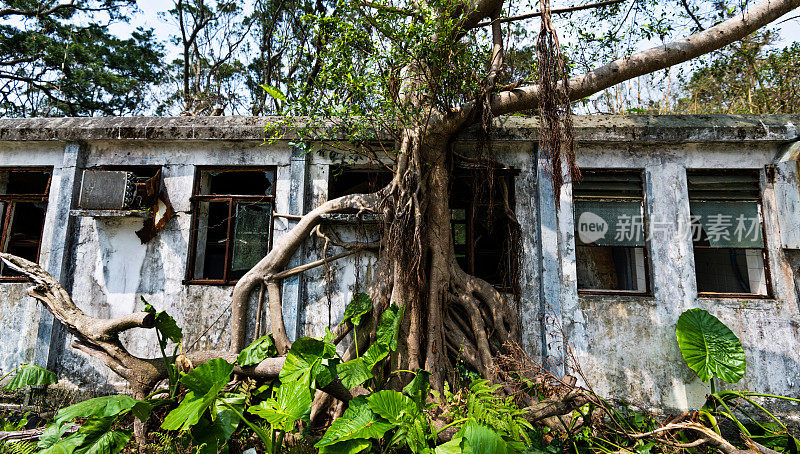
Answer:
[0, 0, 164, 117]
[144, 299, 183, 398]
[442, 380, 532, 452]
[676, 308, 746, 384]
[162, 359, 235, 431]
[237, 334, 278, 366]
[280, 337, 339, 389]
[0, 440, 38, 454]
[376, 304, 406, 352]
[248, 373, 312, 432]
[341, 293, 372, 327]
[677, 31, 800, 114]
[2, 364, 57, 391]
[315, 396, 395, 449]
[52, 395, 142, 428]
[38, 394, 142, 454]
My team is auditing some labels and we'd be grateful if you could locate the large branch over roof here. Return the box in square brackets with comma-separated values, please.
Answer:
[484, 0, 800, 116]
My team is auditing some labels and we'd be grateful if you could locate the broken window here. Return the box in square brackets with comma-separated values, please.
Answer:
[0, 168, 51, 279]
[187, 168, 276, 284]
[329, 165, 392, 198]
[688, 170, 770, 297]
[574, 170, 650, 294]
[329, 166, 519, 290]
[450, 169, 518, 290]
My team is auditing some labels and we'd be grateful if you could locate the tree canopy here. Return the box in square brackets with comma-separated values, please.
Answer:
[0, 0, 164, 117]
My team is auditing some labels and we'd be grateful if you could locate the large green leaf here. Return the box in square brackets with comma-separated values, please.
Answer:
[143, 300, 183, 346]
[376, 304, 405, 351]
[367, 390, 417, 424]
[458, 422, 508, 454]
[211, 393, 247, 440]
[74, 430, 131, 454]
[337, 358, 373, 389]
[53, 395, 140, 427]
[249, 373, 312, 432]
[46, 417, 130, 454]
[180, 358, 234, 394]
[361, 343, 389, 369]
[162, 361, 233, 433]
[342, 293, 373, 327]
[435, 436, 463, 454]
[38, 423, 76, 449]
[162, 386, 223, 432]
[676, 308, 746, 383]
[368, 390, 431, 453]
[318, 439, 372, 454]
[191, 393, 245, 454]
[4, 364, 57, 391]
[315, 397, 394, 448]
[403, 370, 431, 411]
[260, 84, 287, 102]
[280, 337, 338, 388]
[237, 334, 278, 366]
[38, 435, 84, 454]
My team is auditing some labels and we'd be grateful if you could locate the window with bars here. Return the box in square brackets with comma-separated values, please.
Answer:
[573, 169, 650, 294]
[0, 168, 51, 280]
[688, 170, 770, 297]
[186, 168, 276, 284]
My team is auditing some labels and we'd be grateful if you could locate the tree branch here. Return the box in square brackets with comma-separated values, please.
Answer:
[474, 0, 625, 27]
[230, 191, 384, 352]
[482, 0, 800, 116]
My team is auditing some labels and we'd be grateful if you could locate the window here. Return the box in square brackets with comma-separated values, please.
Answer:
[329, 166, 392, 198]
[329, 166, 519, 290]
[573, 170, 649, 294]
[0, 168, 51, 279]
[450, 170, 518, 290]
[688, 170, 770, 297]
[187, 168, 276, 284]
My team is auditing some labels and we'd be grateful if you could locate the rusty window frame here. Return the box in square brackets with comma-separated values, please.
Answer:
[185, 166, 277, 286]
[687, 169, 772, 299]
[573, 168, 652, 296]
[0, 167, 53, 282]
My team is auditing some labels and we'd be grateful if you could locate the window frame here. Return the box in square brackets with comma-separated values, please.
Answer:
[0, 166, 52, 282]
[573, 168, 653, 296]
[687, 168, 773, 299]
[449, 167, 520, 292]
[185, 166, 277, 286]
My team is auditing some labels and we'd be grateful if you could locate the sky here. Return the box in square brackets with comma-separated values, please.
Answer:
[121, 0, 800, 61]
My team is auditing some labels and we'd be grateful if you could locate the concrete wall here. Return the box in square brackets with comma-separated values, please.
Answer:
[0, 115, 797, 411]
[561, 142, 800, 412]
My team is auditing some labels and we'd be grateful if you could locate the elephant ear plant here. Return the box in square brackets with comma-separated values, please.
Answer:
[675, 308, 746, 394]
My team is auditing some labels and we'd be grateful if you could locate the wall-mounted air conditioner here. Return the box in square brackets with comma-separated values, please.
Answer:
[78, 170, 137, 210]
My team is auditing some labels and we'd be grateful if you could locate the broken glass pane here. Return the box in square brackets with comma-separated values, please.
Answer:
[231, 202, 272, 277]
[690, 200, 763, 248]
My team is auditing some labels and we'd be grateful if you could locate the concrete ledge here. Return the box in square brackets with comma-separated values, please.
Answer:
[0, 114, 796, 143]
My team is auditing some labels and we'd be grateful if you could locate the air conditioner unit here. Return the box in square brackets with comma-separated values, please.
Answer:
[78, 170, 137, 210]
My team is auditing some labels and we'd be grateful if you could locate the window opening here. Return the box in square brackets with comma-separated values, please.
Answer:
[574, 169, 650, 294]
[187, 167, 276, 284]
[329, 166, 519, 291]
[329, 166, 392, 199]
[688, 170, 770, 297]
[0, 168, 51, 279]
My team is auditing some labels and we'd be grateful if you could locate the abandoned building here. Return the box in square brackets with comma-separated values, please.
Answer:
[0, 115, 798, 414]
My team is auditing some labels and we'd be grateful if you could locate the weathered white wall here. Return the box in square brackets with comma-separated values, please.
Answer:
[0, 142, 65, 375]
[565, 142, 800, 412]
